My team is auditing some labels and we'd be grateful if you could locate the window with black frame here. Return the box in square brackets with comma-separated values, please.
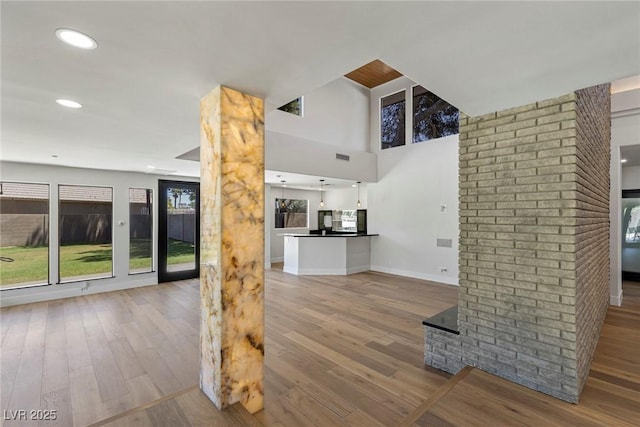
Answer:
[622, 189, 640, 280]
[381, 90, 406, 149]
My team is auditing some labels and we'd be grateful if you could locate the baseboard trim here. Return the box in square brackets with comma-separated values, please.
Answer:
[282, 265, 370, 276]
[370, 265, 459, 286]
[0, 276, 159, 307]
[610, 290, 623, 306]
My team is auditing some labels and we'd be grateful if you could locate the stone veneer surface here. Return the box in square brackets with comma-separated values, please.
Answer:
[199, 86, 265, 414]
[425, 84, 610, 403]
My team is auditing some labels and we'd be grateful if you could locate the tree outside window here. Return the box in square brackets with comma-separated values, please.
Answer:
[413, 85, 459, 143]
[381, 90, 406, 150]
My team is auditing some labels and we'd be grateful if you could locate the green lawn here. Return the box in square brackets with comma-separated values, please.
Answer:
[166, 239, 196, 265]
[130, 239, 153, 273]
[59, 243, 113, 280]
[1, 239, 196, 289]
[0, 245, 48, 287]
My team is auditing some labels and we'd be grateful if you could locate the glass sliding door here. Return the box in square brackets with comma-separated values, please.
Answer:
[158, 180, 199, 282]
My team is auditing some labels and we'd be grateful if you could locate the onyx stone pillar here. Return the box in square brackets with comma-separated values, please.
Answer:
[199, 86, 265, 414]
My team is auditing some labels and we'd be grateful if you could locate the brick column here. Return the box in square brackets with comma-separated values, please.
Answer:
[426, 84, 610, 403]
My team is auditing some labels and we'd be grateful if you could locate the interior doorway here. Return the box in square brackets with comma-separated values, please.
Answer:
[158, 180, 200, 282]
[620, 144, 640, 298]
[622, 189, 640, 281]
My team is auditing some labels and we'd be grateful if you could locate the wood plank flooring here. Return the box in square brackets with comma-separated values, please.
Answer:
[403, 280, 640, 427]
[1, 266, 457, 426]
[2, 272, 639, 426]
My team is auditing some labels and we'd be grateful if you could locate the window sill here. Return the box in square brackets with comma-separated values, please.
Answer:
[57, 275, 115, 285]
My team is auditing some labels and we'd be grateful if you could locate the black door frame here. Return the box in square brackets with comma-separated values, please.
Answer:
[158, 180, 200, 282]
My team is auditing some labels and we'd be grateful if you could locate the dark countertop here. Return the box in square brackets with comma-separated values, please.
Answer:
[422, 305, 459, 335]
[284, 233, 379, 238]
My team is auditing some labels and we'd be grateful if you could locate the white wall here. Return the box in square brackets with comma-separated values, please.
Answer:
[269, 187, 322, 262]
[266, 131, 377, 183]
[266, 77, 370, 152]
[610, 88, 640, 305]
[622, 166, 640, 189]
[264, 184, 272, 269]
[0, 161, 198, 306]
[367, 77, 459, 285]
[265, 77, 377, 184]
[322, 185, 368, 211]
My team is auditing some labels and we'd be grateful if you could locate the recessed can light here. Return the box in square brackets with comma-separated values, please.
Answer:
[56, 99, 82, 108]
[621, 159, 628, 163]
[55, 28, 98, 49]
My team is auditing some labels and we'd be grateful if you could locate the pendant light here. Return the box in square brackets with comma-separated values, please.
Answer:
[319, 179, 325, 208]
[356, 181, 361, 208]
[280, 180, 286, 208]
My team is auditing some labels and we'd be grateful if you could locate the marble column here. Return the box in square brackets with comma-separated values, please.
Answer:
[199, 86, 264, 414]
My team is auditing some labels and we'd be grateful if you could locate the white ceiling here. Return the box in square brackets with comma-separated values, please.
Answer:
[2, 2, 639, 177]
[265, 170, 358, 191]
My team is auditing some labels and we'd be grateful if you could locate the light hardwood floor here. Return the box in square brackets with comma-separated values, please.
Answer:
[2, 272, 639, 426]
[404, 280, 640, 427]
[1, 267, 457, 426]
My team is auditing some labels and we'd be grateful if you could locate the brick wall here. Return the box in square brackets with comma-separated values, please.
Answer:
[424, 328, 464, 374]
[425, 85, 610, 403]
[573, 85, 611, 395]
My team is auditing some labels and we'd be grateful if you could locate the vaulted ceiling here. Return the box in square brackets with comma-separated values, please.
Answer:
[2, 1, 639, 176]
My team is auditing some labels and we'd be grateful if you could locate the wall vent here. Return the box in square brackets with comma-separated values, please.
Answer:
[336, 153, 350, 161]
[437, 238, 453, 248]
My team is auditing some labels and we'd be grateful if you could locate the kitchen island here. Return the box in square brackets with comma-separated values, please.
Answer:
[283, 233, 378, 276]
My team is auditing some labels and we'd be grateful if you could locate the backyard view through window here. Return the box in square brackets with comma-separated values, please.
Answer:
[275, 198, 308, 228]
[166, 186, 196, 272]
[0, 182, 49, 289]
[59, 185, 113, 282]
[130, 188, 153, 274]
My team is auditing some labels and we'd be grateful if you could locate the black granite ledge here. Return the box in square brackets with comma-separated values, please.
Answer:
[422, 305, 459, 335]
[284, 233, 379, 238]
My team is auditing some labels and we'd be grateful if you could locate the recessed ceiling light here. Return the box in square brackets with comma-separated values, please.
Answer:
[352, 184, 357, 187]
[621, 159, 628, 163]
[55, 28, 98, 49]
[56, 99, 82, 108]
[51, 154, 58, 158]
